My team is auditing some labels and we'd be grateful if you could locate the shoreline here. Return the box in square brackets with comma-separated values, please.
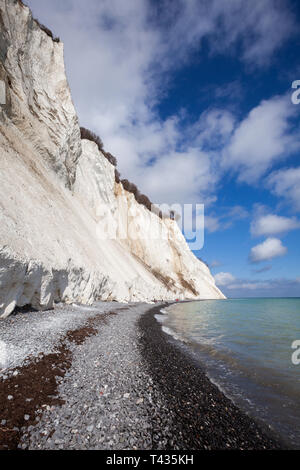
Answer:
[0, 301, 289, 450]
[1, 302, 179, 450]
[138, 304, 287, 450]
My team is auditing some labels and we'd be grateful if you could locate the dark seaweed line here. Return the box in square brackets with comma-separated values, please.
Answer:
[138, 304, 287, 450]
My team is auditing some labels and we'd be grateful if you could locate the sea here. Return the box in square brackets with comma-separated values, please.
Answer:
[156, 298, 300, 448]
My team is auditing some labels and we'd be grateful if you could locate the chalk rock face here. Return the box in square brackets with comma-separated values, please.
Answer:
[0, 0, 81, 188]
[0, 0, 224, 318]
[74, 140, 225, 302]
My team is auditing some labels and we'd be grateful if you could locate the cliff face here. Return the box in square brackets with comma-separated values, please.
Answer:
[0, 0, 224, 318]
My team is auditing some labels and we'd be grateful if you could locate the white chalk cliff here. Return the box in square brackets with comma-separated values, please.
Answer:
[0, 0, 225, 318]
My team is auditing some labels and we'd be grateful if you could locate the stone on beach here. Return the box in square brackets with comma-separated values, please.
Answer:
[0, 302, 283, 450]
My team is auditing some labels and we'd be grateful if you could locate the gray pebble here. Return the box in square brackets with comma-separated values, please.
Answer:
[14, 303, 173, 450]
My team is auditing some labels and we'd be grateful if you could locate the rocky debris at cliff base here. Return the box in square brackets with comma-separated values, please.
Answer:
[0, 302, 284, 450]
[0, 302, 117, 373]
[0, 302, 125, 450]
[16, 303, 173, 450]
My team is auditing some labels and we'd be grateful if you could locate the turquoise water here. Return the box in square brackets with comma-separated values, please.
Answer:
[157, 298, 300, 448]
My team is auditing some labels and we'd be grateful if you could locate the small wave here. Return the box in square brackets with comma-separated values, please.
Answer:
[160, 308, 168, 314]
[155, 308, 187, 343]
[162, 325, 187, 343]
[207, 374, 228, 396]
[154, 314, 166, 323]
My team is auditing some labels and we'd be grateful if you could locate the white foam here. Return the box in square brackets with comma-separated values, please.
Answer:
[162, 325, 186, 343]
[154, 314, 166, 323]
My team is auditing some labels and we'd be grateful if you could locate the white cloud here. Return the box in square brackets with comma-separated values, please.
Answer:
[162, 0, 296, 67]
[214, 80, 243, 101]
[181, 204, 248, 242]
[250, 237, 287, 263]
[227, 282, 271, 290]
[204, 215, 221, 233]
[221, 277, 300, 297]
[140, 148, 218, 205]
[214, 272, 236, 286]
[210, 260, 221, 268]
[25, 0, 297, 207]
[267, 167, 300, 212]
[253, 265, 272, 274]
[203, 205, 249, 233]
[251, 214, 300, 237]
[191, 109, 236, 150]
[223, 95, 300, 183]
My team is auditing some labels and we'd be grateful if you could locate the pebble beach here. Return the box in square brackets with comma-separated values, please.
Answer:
[0, 302, 285, 450]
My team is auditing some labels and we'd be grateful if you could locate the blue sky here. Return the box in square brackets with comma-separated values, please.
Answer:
[26, 0, 300, 297]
